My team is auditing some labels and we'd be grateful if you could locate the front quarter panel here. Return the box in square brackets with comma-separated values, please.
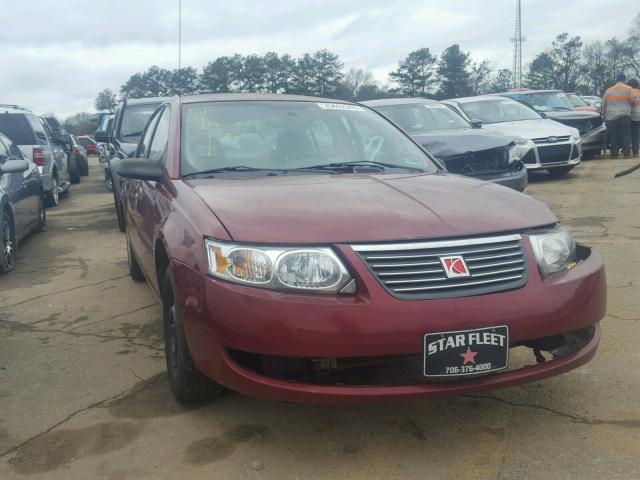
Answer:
[156, 179, 231, 291]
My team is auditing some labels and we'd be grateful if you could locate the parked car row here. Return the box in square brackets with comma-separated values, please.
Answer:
[0, 104, 96, 275]
[103, 93, 605, 404]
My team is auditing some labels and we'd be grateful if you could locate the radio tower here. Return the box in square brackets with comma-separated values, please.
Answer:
[510, 0, 526, 88]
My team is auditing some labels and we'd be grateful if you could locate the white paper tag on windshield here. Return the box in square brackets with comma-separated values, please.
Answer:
[316, 103, 364, 112]
[424, 104, 447, 109]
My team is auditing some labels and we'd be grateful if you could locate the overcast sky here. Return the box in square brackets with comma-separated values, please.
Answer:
[1, 0, 635, 117]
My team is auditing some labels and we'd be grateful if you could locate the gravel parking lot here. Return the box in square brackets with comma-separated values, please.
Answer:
[0, 156, 638, 480]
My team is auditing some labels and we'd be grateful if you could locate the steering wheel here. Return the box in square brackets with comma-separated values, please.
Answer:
[364, 135, 384, 162]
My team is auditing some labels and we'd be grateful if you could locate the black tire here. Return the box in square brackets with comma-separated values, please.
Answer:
[34, 196, 47, 233]
[126, 232, 145, 282]
[46, 175, 60, 207]
[582, 151, 598, 160]
[68, 156, 81, 184]
[105, 171, 113, 191]
[79, 156, 89, 176]
[547, 166, 574, 177]
[1, 210, 15, 274]
[113, 189, 126, 232]
[162, 268, 224, 403]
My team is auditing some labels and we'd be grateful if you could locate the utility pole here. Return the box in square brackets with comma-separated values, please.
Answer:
[509, 0, 526, 88]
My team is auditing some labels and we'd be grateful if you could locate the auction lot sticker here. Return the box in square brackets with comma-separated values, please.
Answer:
[316, 103, 364, 111]
[423, 326, 509, 377]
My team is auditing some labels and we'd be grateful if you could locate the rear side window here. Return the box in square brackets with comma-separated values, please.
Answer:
[0, 113, 37, 145]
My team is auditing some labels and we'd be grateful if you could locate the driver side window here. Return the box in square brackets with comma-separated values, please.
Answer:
[137, 110, 162, 158]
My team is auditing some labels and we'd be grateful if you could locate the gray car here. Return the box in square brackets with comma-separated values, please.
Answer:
[0, 132, 46, 273]
[0, 105, 71, 207]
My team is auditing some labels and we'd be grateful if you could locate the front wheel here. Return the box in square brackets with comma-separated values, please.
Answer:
[114, 189, 126, 232]
[46, 176, 60, 207]
[34, 196, 47, 233]
[79, 156, 89, 176]
[547, 166, 574, 177]
[1, 211, 15, 274]
[68, 157, 81, 184]
[162, 268, 224, 403]
[126, 232, 145, 282]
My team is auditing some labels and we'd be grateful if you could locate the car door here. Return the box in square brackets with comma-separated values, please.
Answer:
[0, 138, 29, 239]
[132, 107, 171, 280]
[125, 108, 164, 277]
[10, 140, 40, 229]
[39, 117, 69, 185]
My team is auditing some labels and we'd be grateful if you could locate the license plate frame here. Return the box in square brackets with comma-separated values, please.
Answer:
[423, 325, 509, 378]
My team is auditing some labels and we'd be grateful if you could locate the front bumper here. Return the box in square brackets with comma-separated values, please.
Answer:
[173, 239, 606, 403]
[524, 141, 582, 171]
[474, 167, 527, 192]
[581, 125, 607, 152]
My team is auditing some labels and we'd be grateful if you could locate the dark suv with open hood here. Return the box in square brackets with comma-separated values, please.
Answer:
[363, 98, 527, 191]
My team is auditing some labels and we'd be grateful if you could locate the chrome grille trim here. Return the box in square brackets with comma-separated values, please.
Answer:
[352, 234, 527, 299]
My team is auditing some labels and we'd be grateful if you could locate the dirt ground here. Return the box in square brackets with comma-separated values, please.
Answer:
[0, 156, 638, 480]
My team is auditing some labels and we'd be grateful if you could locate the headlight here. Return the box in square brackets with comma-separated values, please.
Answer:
[571, 129, 581, 142]
[205, 239, 353, 293]
[529, 228, 576, 277]
[508, 145, 520, 163]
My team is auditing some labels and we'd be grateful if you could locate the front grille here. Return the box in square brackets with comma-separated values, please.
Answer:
[537, 143, 572, 164]
[522, 149, 536, 165]
[442, 147, 509, 177]
[532, 136, 571, 144]
[352, 234, 528, 299]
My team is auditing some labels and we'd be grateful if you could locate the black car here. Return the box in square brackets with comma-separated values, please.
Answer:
[95, 97, 167, 232]
[0, 132, 46, 273]
[498, 90, 607, 159]
[362, 98, 527, 191]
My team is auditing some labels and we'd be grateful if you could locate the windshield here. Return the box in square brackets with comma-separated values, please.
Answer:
[376, 103, 469, 133]
[520, 92, 575, 112]
[180, 101, 437, 175]
[567, 95, 587, 107]
[458, 99, 542, 124]
[119, 103, 161, 140]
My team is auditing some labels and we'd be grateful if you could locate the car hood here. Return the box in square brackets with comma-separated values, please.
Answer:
[480, 119, 574, 139]
[188, 173, 556, 244]
[542, 110, 601, 120]
[411, 129, 511, 158]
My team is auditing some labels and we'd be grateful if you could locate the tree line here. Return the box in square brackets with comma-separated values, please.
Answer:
[93, 12, 640, 115]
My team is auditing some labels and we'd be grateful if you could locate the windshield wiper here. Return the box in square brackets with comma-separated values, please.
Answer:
[291, 160, 424, 173]
[182, 166, 285, 178]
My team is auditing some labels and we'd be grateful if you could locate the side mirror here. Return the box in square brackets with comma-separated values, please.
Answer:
[117, 158, 164, 182]
[95, 130, 110, 143]
[470, 119, 483, 128]
[0, 159, 29, 175]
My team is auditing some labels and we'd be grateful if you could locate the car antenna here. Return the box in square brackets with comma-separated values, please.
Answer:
[177, 0, 182, 97]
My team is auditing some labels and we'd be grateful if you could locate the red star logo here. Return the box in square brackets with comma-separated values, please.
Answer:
[459, 346, 478, 365]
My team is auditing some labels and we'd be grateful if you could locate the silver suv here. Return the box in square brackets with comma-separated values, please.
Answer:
[0, 105, 71, 206]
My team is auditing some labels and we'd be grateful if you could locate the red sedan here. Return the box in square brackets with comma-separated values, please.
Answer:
[77, 135, 97, 154]
[117, 94, 606, 404]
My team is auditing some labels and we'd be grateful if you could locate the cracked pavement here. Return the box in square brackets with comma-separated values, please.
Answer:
[0, 157, 638, 479]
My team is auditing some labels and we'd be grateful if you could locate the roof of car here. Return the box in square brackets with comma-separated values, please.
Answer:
[504, 89, 562, 94]
[178, 93, 353, 104]
[122, 96, 171, 106]
[445, 95, 516, 104]
[360, 98, 439, 107]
